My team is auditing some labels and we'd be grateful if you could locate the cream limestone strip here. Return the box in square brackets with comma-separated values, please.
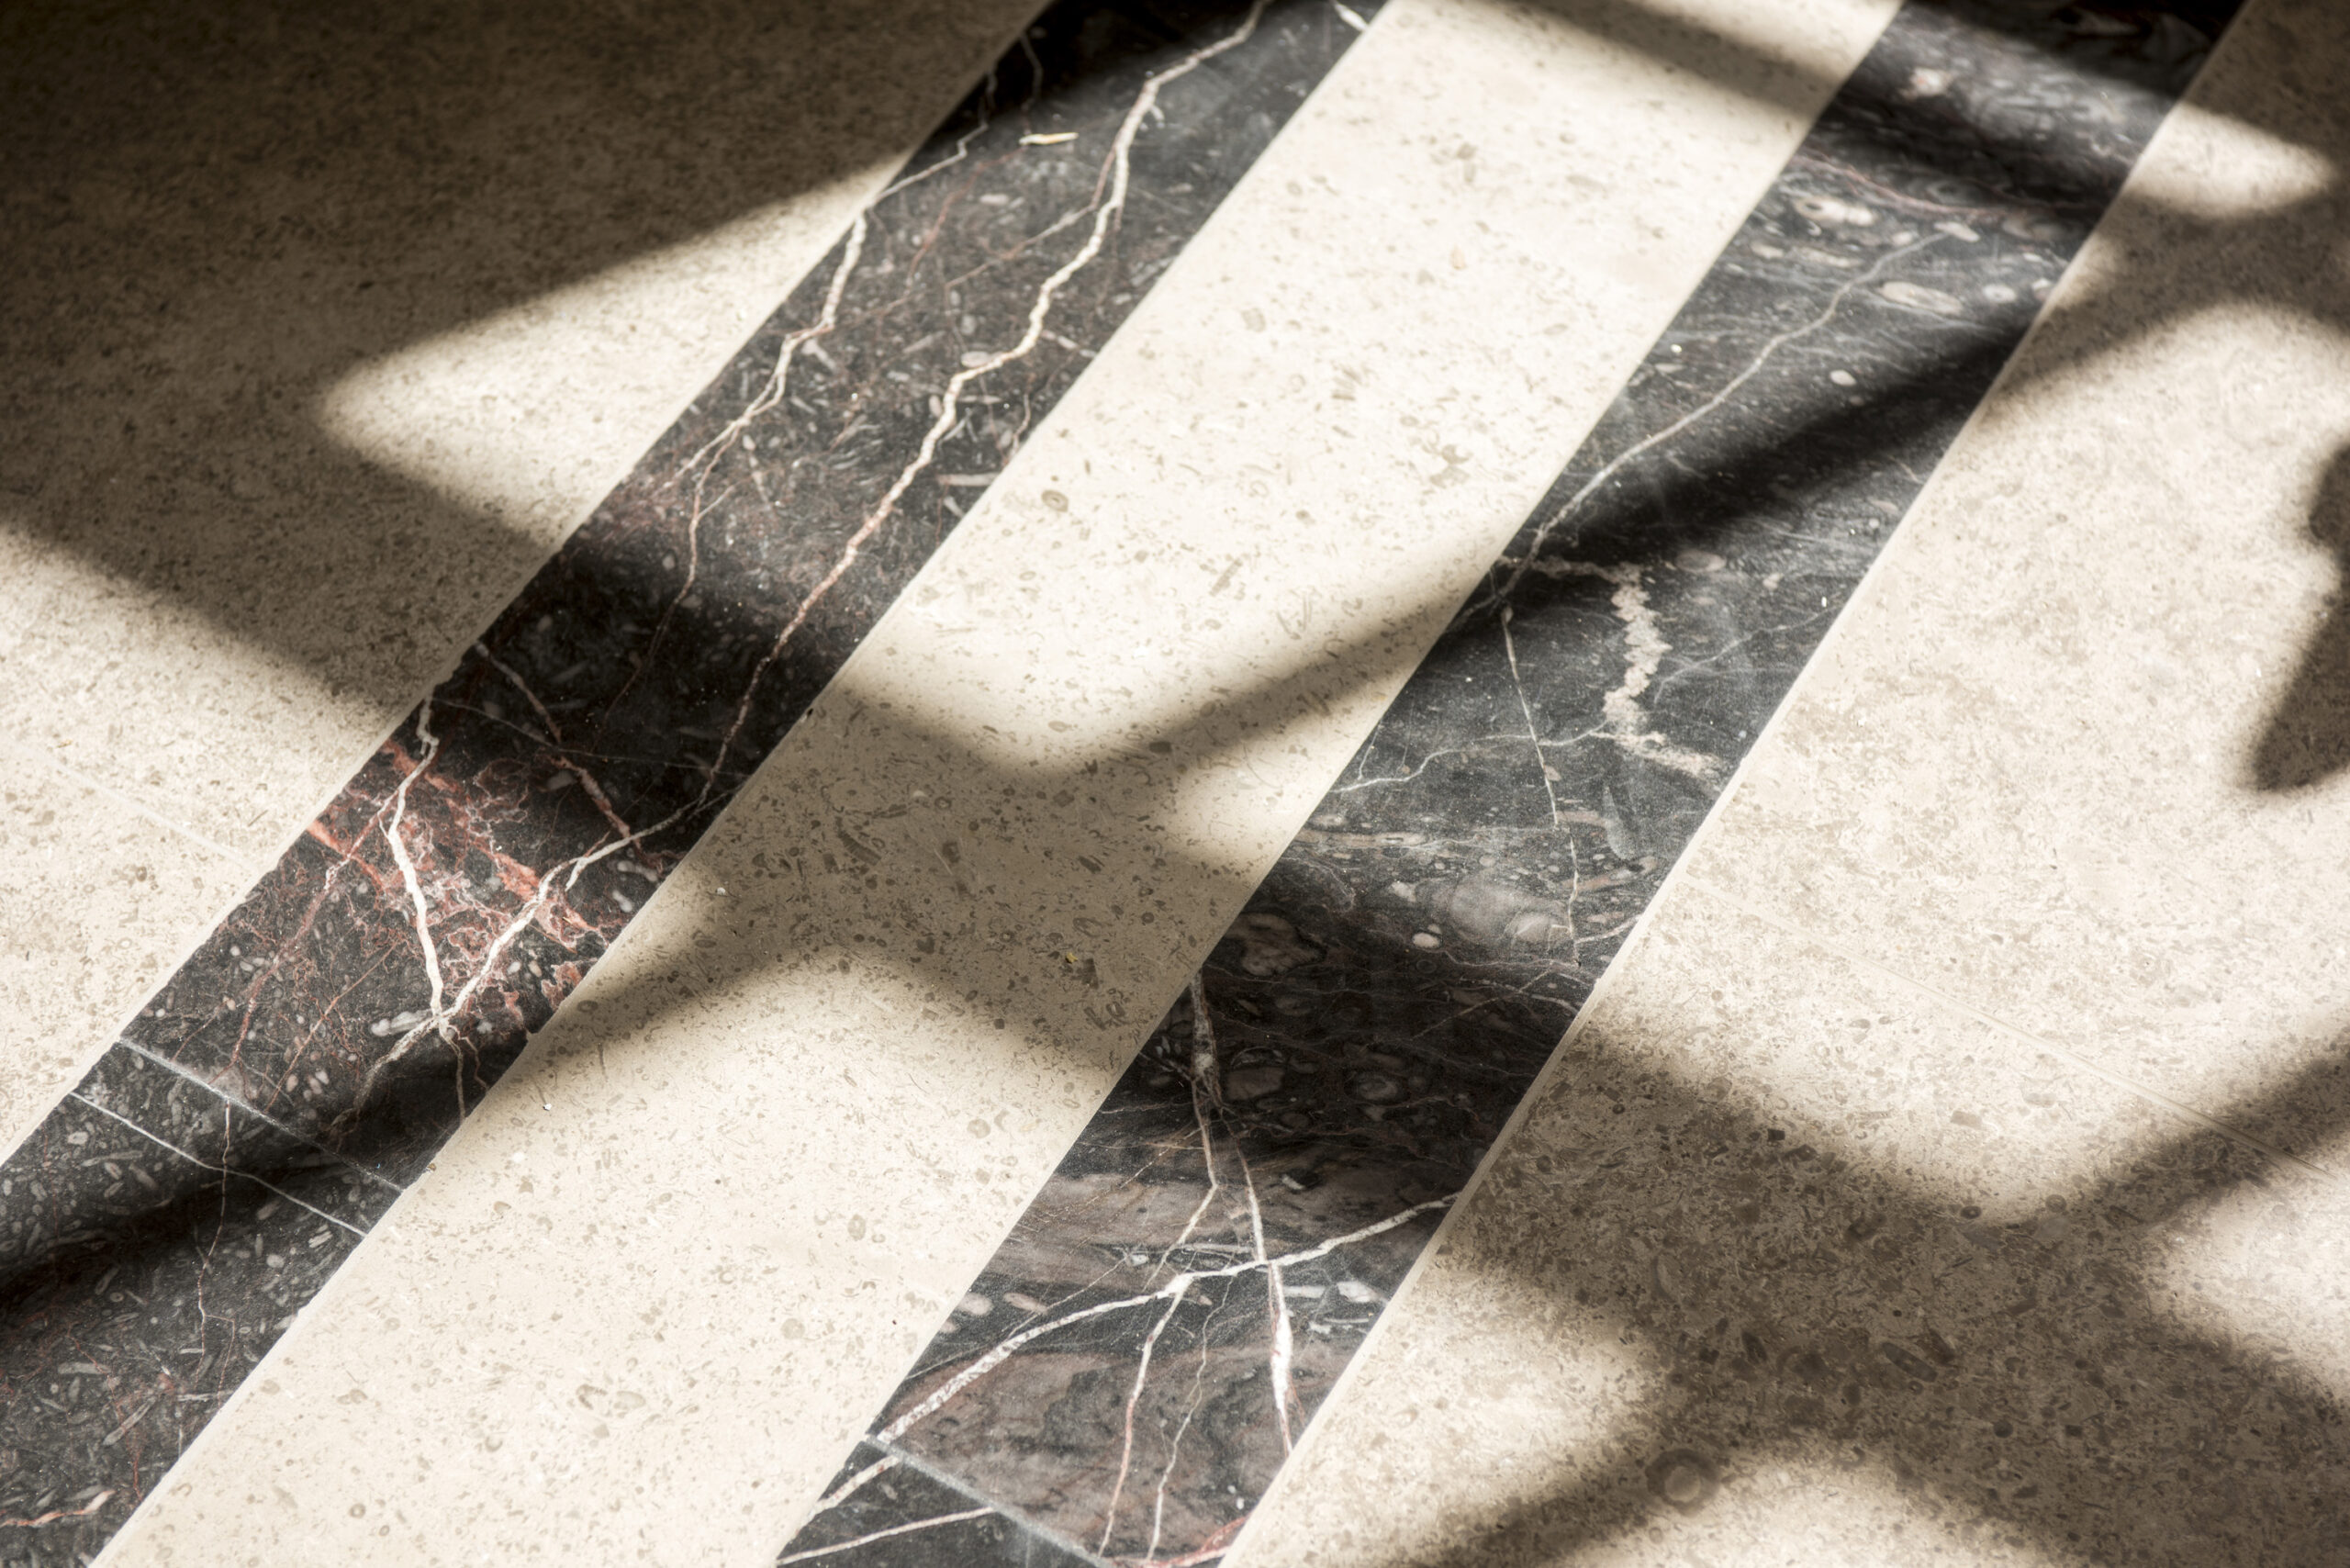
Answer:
[0, 2, 1043, 867]
[1674, 0, 2350, 1166]
[96, 0, 1896, 1562]
[0, 181, 896, 1143]
[0, 4, 1041, 1176]
[1230, 2, 2350, 1563]
[0, 746, 246, 1159]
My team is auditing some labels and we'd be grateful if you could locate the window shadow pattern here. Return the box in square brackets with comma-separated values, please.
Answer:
[0, 0, 2331, 1562]
[773, 5, 2258, 1565]
[0, 2, 1383, 1555]
[0, 0, 1037, 716]
[2253, 430, 2350, 790]
[1328, 987, 2350, 1565]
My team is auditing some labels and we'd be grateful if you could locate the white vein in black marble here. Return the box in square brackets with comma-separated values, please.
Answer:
[775, 3, 2241, 1563]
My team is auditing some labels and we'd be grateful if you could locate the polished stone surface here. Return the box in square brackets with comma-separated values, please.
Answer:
[774, 3, 2238, 1562]
[0, 0, 1039, 1352]
[0, 1047, 399, 1541]
[77, 0, 1903, 1558]
[1234, 0, 2350, 1562]
[120, 0, 1387, 1190]
[1690, 0, 2350, 1170]
[1237, 882, 2350, 1567]
[0, 0, 1043, 861]
[0, 0, 2332, 1560]
[0, 0, 1392, 1552]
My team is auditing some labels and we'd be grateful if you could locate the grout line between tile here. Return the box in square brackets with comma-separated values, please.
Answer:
[870, 1439, 1121, 1568]
[65, 1092, 369, 1238]
[1678, 874, 2333, 1181]
[0, 743, 284, 1173]
[775, 1506, 994, 1566]
[117, 1042, 403, 1194]
[0, 735, 251, 869]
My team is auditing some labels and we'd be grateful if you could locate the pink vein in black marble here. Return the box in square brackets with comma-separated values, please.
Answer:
[0, 0, 1383, 1555]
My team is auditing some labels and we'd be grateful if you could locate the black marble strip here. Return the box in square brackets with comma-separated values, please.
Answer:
[0, 1, 1385, 1556]
[772, 3, 2240, 1563]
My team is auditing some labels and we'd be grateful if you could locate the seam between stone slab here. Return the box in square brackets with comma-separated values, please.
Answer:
[11, 0, 1356, 1203]
[0, 0, 1066, 1186]
[0, 27, 949, 1165]
[872, 1440, 1124, 1568]
[63, 1092, 370, 1239]
[0, 738, 251, 871]
[0, 739, 271, 1169]
[112, 1040, 403, 1195]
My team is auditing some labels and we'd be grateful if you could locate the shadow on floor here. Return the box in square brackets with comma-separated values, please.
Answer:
[2255, 445, 2350, 790]
[2, 0, 2348, 1562]
[0, 0, 1040, 707]
[1323, 999, 2350, 1566]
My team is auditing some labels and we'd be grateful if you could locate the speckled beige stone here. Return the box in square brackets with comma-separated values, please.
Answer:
[0, 0, 1035, 1172]
[0, 747, 246, 1158]
[0, 0, 1042, 863]
[1681, 0, 2350, 1167]
[1236, 882, 2350, 1568]
[95, 0, 1897, 1562]
[1237, 4, 2350, 1563]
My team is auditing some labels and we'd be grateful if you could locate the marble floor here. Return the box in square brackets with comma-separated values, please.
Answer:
[1, 0, 2344, 1562]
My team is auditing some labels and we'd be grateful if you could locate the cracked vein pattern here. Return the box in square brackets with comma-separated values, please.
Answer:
[0, 0, 1382, 1554]
[774, 3, 2236, 1563]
